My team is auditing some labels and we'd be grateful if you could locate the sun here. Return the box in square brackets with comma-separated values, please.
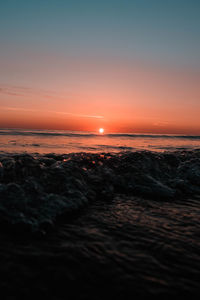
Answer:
[99, 128, 104, 134]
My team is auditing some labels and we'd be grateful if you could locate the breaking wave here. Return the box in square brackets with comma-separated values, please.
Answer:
[0, 150, 200, 233]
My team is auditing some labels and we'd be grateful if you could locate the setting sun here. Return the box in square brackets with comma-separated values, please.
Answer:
[99, 128, 104, 134]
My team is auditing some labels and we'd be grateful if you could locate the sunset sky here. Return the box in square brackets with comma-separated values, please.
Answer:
[0, 0, 200, 133]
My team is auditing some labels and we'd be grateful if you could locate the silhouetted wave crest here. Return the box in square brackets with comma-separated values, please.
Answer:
[0, 130, 200, 139]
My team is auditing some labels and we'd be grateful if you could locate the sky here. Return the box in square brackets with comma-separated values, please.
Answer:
[0, 0, 200, 133]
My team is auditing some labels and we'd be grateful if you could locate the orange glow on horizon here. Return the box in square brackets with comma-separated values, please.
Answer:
[0, 58, 200, 134]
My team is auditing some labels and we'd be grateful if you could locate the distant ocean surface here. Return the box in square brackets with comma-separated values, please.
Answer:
[0, 128, 200, 154]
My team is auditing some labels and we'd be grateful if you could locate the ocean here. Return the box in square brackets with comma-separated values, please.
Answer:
[0, 128, 200, 298]
[0, 128, 200, 154]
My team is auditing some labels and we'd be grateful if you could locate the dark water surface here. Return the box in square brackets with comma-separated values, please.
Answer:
[0, 150, 200, 298]
[1, 195, 200, 299]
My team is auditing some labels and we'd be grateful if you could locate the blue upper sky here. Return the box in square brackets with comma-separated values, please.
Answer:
[0, 0, 200, 65]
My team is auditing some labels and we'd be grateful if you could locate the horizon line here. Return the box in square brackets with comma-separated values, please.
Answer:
[0, 127, 200, 136]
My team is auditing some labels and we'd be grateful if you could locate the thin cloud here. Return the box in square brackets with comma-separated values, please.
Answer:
[0, 84, 61, 100]
[52, 111, 104, 119]
[0, 106, 104, 119]
[153, 121, 169, 127]
[0, 106, 38, 112]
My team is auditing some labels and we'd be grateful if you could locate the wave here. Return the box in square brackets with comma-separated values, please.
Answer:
[0, 150, 200, 233]
[0, 129, 96, 137]
[0, 129, 200, 139]
[107, 134, 200, 139]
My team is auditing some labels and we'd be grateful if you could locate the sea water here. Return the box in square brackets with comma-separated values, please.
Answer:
[0, 128, 200, 154]
[1, 129, 200, 297]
